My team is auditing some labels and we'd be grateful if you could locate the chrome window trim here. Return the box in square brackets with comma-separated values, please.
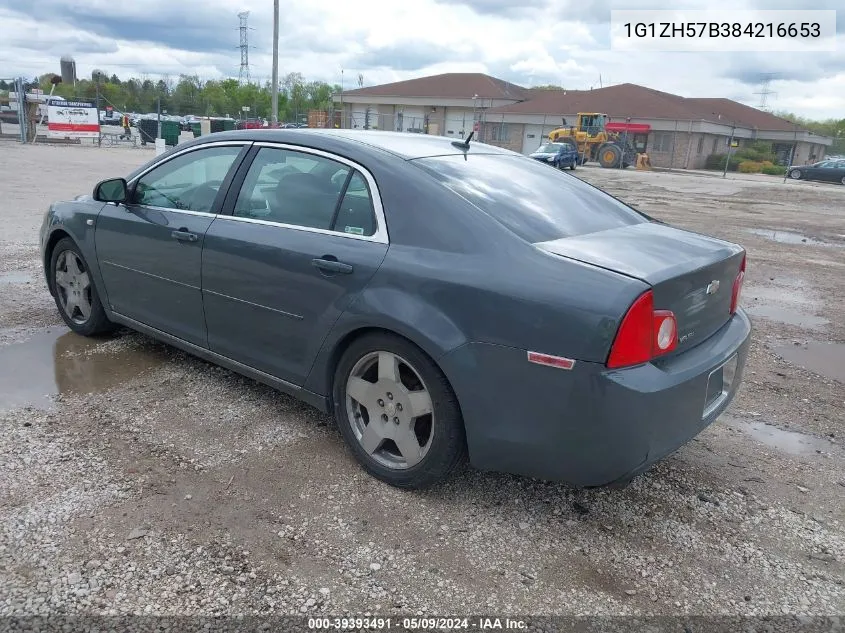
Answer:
[126, 141, 253, 187]
[235, 141, 389, 245]
[132, 204, 218, 219]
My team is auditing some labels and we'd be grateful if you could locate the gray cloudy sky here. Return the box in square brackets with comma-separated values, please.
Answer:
[0, 0, 842, 118]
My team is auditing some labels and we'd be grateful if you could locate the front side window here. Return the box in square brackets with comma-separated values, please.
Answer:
[132, 146, 242, 213]
[233, 147, 378, 236]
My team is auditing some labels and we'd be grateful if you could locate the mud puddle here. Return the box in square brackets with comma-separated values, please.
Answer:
[774, 342, 845, 383]
[744, 304, 829, 329]
[739, 420, 833, 457]
[743, 279, 828, 329]
[0, 328, 167, 411]
[745, 228, 842, 247]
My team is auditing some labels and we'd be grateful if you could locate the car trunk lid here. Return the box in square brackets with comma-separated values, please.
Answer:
[536, 222, 745, 353]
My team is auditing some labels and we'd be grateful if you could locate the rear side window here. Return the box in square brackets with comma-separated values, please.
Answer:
[413, 154, 647, 243]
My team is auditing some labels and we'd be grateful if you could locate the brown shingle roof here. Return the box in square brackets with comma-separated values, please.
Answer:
[340, 73, 528, 100]
[488, 83, 807, 132]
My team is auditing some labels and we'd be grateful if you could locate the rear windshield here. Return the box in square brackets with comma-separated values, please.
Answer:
[412, 154, 648, 243]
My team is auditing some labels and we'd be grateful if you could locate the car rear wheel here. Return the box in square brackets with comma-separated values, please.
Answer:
[840, 175, 845, 185]
[789, 169, 802, 179]
[50, 237, 114, 336]
[332, 332, 466, 489]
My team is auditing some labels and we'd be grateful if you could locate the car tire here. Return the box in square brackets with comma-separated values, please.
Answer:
[49, 237, 115, 337]
[332, 332, 466, 489]
[789, 169, 802, 179]
[841, 176, 845, 186]
[570, 163, 576, 170]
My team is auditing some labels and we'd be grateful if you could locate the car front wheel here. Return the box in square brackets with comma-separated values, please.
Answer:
[49, 237, 114, 336]
[332, 332, 466, 489]
[789, 169, 802, 179]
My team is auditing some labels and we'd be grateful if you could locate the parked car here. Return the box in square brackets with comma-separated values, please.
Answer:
[788, 159, 845, 185]
[236, 118, 265, 130]
[39, 130, 751, 490]
[529, 142, 578, 170]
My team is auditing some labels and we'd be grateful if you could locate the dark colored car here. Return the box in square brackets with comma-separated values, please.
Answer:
[528, 142, 578, 170]
[40, 130, 751, 490]
[788, 159, 845, 185]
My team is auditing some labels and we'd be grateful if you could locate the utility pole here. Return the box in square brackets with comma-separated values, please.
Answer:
[783, 122, 799, 183]
[722, 122, 736, 178]
[271, 0, 279, 125]
[95, 72, 101, 147]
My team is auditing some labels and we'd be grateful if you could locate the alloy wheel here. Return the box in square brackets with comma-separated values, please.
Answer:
[345, 351, 434, 470]
[55, 250, 93, 324]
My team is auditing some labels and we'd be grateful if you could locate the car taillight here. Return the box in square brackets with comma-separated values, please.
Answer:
[607, 290, 677, 369]
[730, 253, 746, 315]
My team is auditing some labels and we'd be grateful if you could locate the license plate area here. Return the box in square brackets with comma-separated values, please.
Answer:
[703, 353, 738, 419]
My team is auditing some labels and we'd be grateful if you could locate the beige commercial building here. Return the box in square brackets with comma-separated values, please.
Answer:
[335, 73, 833, 168]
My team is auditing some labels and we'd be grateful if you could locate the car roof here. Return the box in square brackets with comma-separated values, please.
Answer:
[189, 128, 519, 160]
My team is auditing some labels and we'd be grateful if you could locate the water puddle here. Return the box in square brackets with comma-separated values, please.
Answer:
[0, 328, 167, 411]
[743, 278, 828, 330]
[739, 420, 832, 457]
[744, 304, 829, 329]
[774, 342, 845, 383]
[745, 228, 842, 248]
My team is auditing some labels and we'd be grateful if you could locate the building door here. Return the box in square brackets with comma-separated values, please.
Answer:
[521, 124, 544, 154]
[398, 108, 425, 133]
[444, 111, 470, 138]
[632, 133, 648, 153]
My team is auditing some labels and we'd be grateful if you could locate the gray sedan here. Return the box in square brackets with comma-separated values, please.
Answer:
[40, 129, 751, 489]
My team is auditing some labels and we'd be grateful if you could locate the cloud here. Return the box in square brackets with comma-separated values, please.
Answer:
[0, 0, 842, 119]
[719, 46, 845, 84]
[349, 42, 474, 71]
[434, 0, 550, 18]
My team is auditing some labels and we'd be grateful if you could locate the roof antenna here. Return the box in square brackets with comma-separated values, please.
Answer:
[451, 130, 474, 150]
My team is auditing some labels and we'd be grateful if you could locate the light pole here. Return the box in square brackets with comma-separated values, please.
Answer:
[270, 0, 279, 125]
[722, 121, 736, 179]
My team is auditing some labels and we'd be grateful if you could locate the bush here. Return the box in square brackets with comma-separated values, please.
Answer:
[735, 141, 778, 163]
[738, 161, 763, 173]
[761, 164, 787, 176]
[705, 153, 741, 171]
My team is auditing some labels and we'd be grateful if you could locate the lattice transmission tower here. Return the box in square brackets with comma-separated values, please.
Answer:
[238, 11, 252, 85]
[754, 73, 778, 111]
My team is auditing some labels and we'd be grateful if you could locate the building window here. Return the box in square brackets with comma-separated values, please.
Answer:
[491, 123, 509, 142]
[712, 137, 719, 154]
[652, 132, 672, 152]
[696, 136, 704, 155]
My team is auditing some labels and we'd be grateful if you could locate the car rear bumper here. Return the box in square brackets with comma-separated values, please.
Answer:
[439, 309, 752, 487]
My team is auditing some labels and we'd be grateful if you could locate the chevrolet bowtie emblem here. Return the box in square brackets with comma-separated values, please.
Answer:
[706, 280, 720, 295]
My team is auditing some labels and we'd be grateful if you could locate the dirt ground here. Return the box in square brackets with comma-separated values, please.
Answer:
[0, 141, 843, 619]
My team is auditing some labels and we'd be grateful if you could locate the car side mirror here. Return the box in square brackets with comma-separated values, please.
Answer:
[94, 178, 128, 203]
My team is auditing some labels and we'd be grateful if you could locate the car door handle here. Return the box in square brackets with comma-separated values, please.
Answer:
[312, 257, 353, 274]
[171, 229, 198, 242]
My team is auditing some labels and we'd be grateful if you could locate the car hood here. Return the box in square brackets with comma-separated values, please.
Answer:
[74, 194, 94, 202]
[529, 153, 555, 158]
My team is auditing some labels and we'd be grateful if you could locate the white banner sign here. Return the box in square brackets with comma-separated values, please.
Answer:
[47, 99, 100, 138]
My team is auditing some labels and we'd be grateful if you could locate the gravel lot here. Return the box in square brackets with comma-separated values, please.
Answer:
[0, 141, 843, 620]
